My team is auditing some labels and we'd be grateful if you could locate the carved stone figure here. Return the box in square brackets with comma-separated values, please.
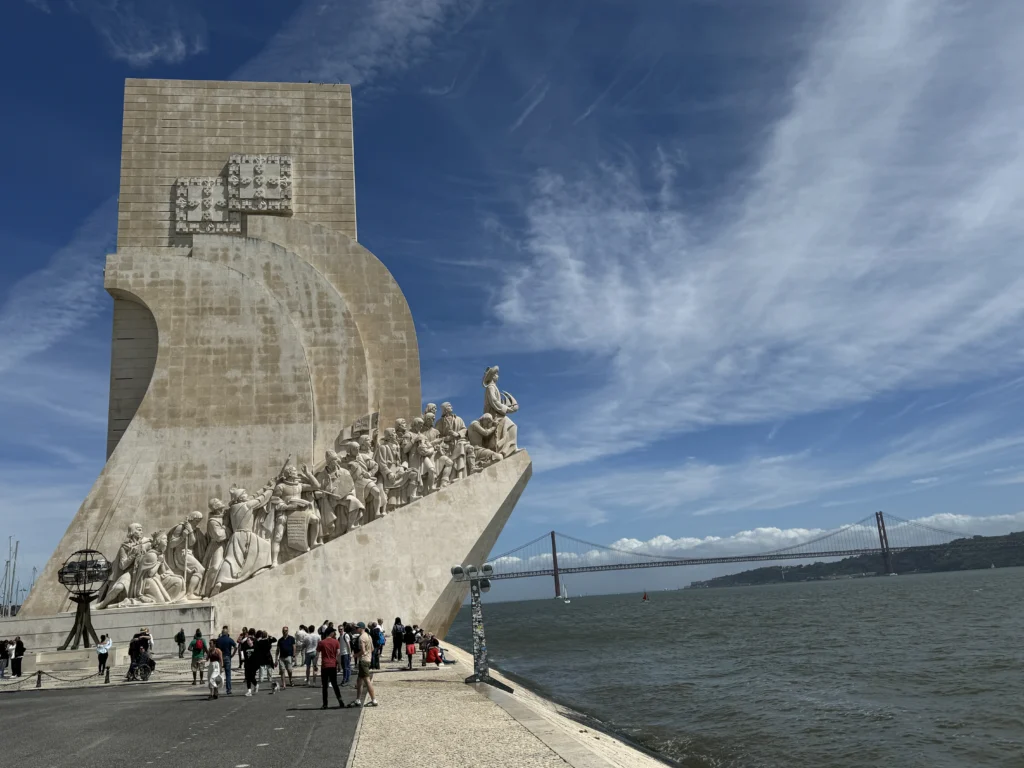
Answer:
[482, 365, 519, 456]
[421, 412, 454, 489]
[270, 465, 320, 566]
[467, 414, 504, 471]
[345, 439, 385, 522]
[167, 511, 206, 599]
[210, 484, 275, 596]
[375, 427, 418, 509]
[96, 523, 145, 609]
[438, 402, 471, 481]
[423, 402, 437, 422]
[126, 531, 185, 605]
[199, 498, 230, 597]
[313, 450, 362, 538]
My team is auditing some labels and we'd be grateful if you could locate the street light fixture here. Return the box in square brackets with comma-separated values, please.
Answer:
[451, 562, 512, 693]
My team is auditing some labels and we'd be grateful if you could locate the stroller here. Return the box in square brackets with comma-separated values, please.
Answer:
[126, 650, 156, 682]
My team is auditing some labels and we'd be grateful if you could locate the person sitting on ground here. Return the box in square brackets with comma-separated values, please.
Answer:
[188, 629, 207, 685]
[426, 635, 444, 667]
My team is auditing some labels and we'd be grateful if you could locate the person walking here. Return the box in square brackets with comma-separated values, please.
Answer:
[96, 634, 112, 674]
[315, 627, 345, 709]
[276, 626, 296, 689]
[207, 643, 224, 700]
[242, 629, 260, 696]
[391, 617, 404, 662]
[0, 638, 9, 678]
[175, 627, 187, 658]
[403, 625, 416, 671]
[11, 637, 25, 677]
[236, 627, 249, 670]
[188, 629, 207, 685]
[253, 630, 277, 691]
[339, 623, 352, 686]
[214, 626, 236, 694]
[349, 623, 378, 707]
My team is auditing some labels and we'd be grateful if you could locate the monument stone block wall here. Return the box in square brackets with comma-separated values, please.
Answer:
[109, 79, 360, 455]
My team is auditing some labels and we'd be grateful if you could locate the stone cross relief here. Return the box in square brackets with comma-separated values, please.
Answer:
[175, 154, 293, 234]
[96, 367, 522, 609]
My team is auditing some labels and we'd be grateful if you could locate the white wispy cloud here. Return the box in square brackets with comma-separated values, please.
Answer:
[236, 0, 481, 86]
[74, 1, 208, 67]
[0, 197, 116, 373]
[523, 411, 1024, 522]
[495, 0, 1024, 470]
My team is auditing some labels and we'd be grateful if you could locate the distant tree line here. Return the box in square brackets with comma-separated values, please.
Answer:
[688, 530, 1024, 588]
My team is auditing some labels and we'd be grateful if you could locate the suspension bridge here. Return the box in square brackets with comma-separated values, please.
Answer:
[484, 511, 1023, 596]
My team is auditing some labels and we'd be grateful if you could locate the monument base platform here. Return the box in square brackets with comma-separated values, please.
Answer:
[0, 603, 214, 660]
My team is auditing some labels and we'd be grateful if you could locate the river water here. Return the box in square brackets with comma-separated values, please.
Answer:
[448, 568, 1024, 767]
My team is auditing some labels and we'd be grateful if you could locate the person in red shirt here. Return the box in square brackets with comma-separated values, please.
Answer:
[315, 628, 345, 709]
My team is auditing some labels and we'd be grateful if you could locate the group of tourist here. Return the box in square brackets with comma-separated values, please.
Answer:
[167, 616, 451, 708]
[0, 636, 26, 678]
[94, 366, 521, 611]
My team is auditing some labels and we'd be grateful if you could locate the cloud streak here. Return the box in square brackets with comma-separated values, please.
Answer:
[236, 0, 481, 87]
[521, 410, 1024, 523]
[75, 0, 208, 67]
[0, 197, 116, 373]
[495, 0, 1024, 469]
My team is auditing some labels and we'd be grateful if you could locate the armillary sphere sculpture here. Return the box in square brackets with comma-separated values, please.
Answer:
[57, 549, 112, 650]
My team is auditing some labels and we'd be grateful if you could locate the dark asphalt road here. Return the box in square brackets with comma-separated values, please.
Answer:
[0, 681, 359, 768]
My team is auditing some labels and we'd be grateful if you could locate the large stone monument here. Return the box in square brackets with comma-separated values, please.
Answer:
[12, 79, 531, 649]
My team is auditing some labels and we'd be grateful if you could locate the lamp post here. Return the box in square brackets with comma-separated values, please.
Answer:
[451, 563, 513, 693]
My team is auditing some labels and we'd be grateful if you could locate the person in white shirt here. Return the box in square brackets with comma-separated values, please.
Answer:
[303, 624, 320, 685]
[340, 623, 352, 685]
[96, 635, 113, 674]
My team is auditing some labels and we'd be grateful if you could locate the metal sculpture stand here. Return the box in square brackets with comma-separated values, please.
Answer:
[464, 577, 513, 693]
[58, 593, 100, 651]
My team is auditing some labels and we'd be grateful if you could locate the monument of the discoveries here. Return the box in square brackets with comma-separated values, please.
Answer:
[13, 79, 532, 647]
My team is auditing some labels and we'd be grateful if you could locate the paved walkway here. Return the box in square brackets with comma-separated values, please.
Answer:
[350, 644, 670, 768]
[0, 677, 358, 768]
[1, 644, 669, 768]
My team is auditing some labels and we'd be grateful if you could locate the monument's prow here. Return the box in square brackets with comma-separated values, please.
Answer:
[14, 79, 529, 645]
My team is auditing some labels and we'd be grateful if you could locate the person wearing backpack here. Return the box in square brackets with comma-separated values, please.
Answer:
[188, 629, 207, 685]
[175, 627, 187, 658]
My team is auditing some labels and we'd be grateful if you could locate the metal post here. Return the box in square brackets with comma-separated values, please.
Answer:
[550, 531, 560, 599]
[875, 511, 893, 574]
[35, 670, 42, 688]
[455, 565, 513, 694]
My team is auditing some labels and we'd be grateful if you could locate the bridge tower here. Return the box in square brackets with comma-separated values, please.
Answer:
[551, 531, 561, 598]
[875, 511, 894, 574]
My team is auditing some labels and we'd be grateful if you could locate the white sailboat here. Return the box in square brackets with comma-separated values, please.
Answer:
[561, 580, 570, 604]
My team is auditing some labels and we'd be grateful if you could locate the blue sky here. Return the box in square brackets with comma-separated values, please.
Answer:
[4, 0, 1024, 600]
